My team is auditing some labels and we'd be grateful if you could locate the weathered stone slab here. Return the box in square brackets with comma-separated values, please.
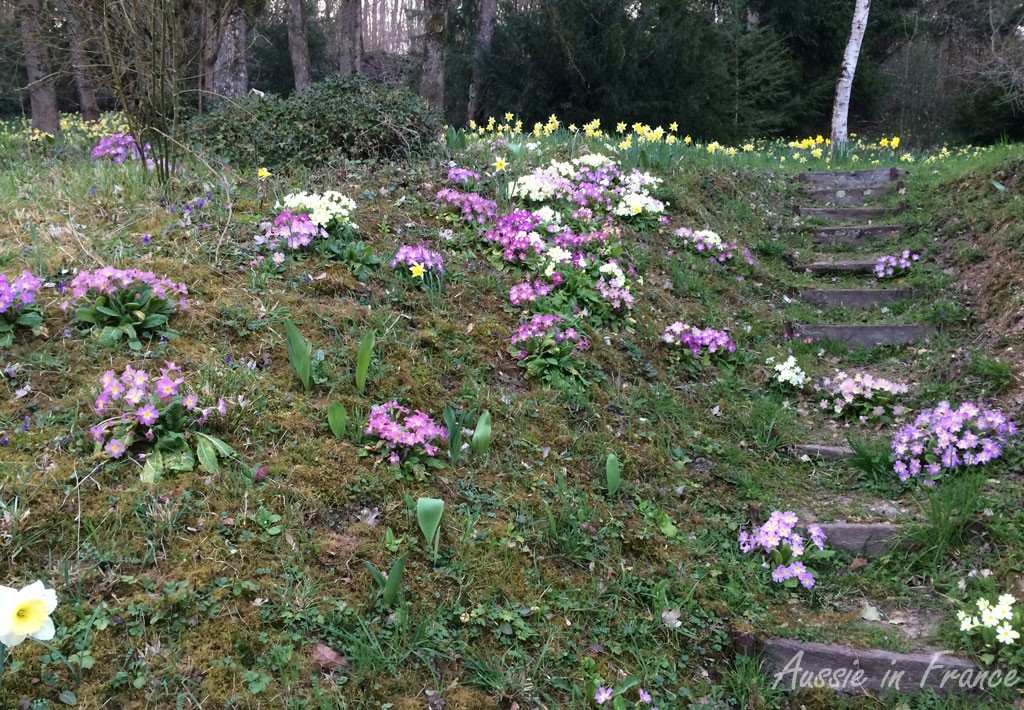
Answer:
[805, 183, 899, 206]
[798, 288, 916, 308]
[799, 206, 893, 222]
[815, 224, 905, 245]
[794, 444, 855, 460]
[756, 638, 980, 696]
[796, 168, 906, 190]
[797, 260, 877, 275]
[817, 522, 901, 556]
[798, 324, 936, 347]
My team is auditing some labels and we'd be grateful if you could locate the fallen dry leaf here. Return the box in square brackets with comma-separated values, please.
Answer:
[312, 643, 348, 672]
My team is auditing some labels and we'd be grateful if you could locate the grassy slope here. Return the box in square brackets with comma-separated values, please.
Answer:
[0, 128, 1022, 709]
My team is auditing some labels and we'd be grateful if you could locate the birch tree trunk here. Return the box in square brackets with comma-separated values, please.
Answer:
[830, 0, 871, 154]
[466, 0, 496, 122]
[214, 6, 249, 99]
[18, 0, 60, 135]
[287, 0, 312, 91]
[420, 0, 445, 111]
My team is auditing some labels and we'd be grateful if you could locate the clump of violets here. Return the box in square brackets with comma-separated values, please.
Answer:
[593, 684, 660, 708]
[91, 363, 232, 480]
[594, 260, 635, 311]
[766, 355, 807, 389]
[277, 191, 357, 232]
[435, 189, 498, 225]
[364, 401, 448, 471]
[483, 210, 546, 262]
[738, 511, 829, 589]
[891, 401, 1017, 485]
[0, 271, 43, 348]
[509, 278, 555, 307]
[874, 250, 920, 279]
[675, 227, 756, 272]
[65, 267, 189, 349]
[90, 133, 151, 165]
[392, 245, 444, 278]
[816, 370, 909, 423]
[255, 211, 327, 252]
[662, 322, 735, 358]
[509, 313, 592, 385]
[446, 166, 481, 185]
[959, 593, 1022, 662]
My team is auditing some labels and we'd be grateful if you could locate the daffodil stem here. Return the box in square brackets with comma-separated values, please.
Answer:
[35, 640, 79, 685]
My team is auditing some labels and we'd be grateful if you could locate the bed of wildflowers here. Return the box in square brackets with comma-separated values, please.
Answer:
[0, 109, 1022, 706]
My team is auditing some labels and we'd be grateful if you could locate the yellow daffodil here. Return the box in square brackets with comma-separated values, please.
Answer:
[891, 136, 901, 149]
[669, 122, 678, 132]
[257, 167, 272, 180]
[880, 137, 890, 148]
[616, 122, 626, 133]
[684, 135, 692, 145]
[0, 580, 58, 647]
[504, 112, 514, 122]
[410, 263, 426, 279]
[494, 157, 507, 172]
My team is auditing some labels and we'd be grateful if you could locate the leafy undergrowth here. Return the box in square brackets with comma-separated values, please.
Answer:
[0, 122, 1022, 709]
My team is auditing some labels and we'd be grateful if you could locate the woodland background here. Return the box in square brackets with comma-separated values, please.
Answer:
[3, 0, 1024, 146]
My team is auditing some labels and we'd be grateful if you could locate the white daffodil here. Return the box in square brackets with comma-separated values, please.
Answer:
[0, 580, 58, 648]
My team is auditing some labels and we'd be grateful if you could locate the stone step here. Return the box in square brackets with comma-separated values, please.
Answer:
[797, 323, 936, 347]
[793, 444, 855, 460]
[799, 206, 893, 222]
[817, 522, 901, 557]
[797, 288, 916, 308]
[815, 224, 905, 245]
[738, 636, 979, 696]
[796, 167, 906, 190]
[805, 183, 900, 206]
[794, 259, 877, 275]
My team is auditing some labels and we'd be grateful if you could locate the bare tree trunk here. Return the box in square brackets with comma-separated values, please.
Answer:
[420, 0, 445, 111]
[830, 0, 871, 154]
[338, 0, 362, 75]
[287, 0, 312, 90]
[56, 0, 100, 121]
[467, 0, 496, 121]
[18, 0, 60, 135]
[197, 1, 238, 111]
[214, 6, 248, 99]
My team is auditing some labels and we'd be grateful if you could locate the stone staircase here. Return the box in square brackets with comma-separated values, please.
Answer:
[739, 168, 983, 698]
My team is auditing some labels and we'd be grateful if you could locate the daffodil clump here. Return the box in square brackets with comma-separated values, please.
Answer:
[959, 593, 1024, 666]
